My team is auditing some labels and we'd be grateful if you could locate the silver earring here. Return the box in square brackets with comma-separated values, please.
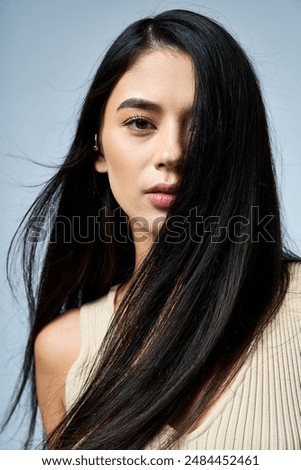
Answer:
[93, 133, 99, 151]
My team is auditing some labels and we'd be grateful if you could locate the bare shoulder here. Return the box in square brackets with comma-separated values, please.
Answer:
[34, 308, 81, 370]
[34, 308, 81, 436]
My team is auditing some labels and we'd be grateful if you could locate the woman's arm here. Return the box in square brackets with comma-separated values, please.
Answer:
[34, 309, 80, 436]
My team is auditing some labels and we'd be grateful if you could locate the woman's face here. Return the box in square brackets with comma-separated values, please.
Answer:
[95, 48, 195, 243]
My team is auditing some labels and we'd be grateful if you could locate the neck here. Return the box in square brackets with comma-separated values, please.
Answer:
[131, 220, 158, 271]
[115, 226, 155, 309]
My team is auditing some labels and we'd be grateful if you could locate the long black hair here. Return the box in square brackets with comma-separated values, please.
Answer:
[4, 9, 299, 449]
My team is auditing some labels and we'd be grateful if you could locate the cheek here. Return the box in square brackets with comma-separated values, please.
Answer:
[102, 130, 129, 168]
[102, 132, 146, 180]
[102, 132, 119, 161]
[101, 135, 136, 202]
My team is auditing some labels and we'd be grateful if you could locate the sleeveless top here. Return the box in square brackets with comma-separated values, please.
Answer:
[65, 263, 301, 450]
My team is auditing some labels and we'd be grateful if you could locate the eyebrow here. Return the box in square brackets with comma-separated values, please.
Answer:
[117, 98, 162, 113]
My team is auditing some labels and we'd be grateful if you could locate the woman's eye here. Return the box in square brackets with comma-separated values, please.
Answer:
[123, 117, 155, 132]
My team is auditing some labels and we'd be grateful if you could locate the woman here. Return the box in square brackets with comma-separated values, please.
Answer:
[4, 9, 300, 450]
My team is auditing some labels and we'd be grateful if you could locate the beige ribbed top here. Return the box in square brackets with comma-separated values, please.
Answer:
[65, 263, 301, 450]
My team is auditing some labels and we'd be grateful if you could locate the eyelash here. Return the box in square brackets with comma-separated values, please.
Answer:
[122, 115, 156, 133]
[121, 115, 196, 136]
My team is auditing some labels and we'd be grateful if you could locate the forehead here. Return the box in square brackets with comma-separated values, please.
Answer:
[106, 49, 195, 113]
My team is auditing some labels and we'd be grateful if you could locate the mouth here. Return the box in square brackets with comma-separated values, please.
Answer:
[145, 183, 177, 208]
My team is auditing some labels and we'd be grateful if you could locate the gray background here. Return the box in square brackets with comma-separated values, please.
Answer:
[0, 0, 300, 449]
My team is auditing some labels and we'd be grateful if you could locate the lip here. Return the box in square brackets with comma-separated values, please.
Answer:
[145, 183, 177, 194]
[145, 183, 177, 208]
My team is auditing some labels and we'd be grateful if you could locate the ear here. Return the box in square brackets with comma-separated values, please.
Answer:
[94, 153, 108, 173]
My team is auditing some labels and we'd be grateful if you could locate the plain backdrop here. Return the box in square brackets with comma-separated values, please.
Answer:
[0, 0, 300, 449]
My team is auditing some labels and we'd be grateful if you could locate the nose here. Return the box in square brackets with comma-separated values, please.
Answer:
[153, 122, 183, 171]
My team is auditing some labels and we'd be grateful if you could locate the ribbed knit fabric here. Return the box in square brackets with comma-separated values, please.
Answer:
[65, 285, 119, 411]
[65, 263, 301, 450]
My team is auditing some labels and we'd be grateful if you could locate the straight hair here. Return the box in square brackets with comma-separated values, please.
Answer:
[4, 9, 299, 449]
